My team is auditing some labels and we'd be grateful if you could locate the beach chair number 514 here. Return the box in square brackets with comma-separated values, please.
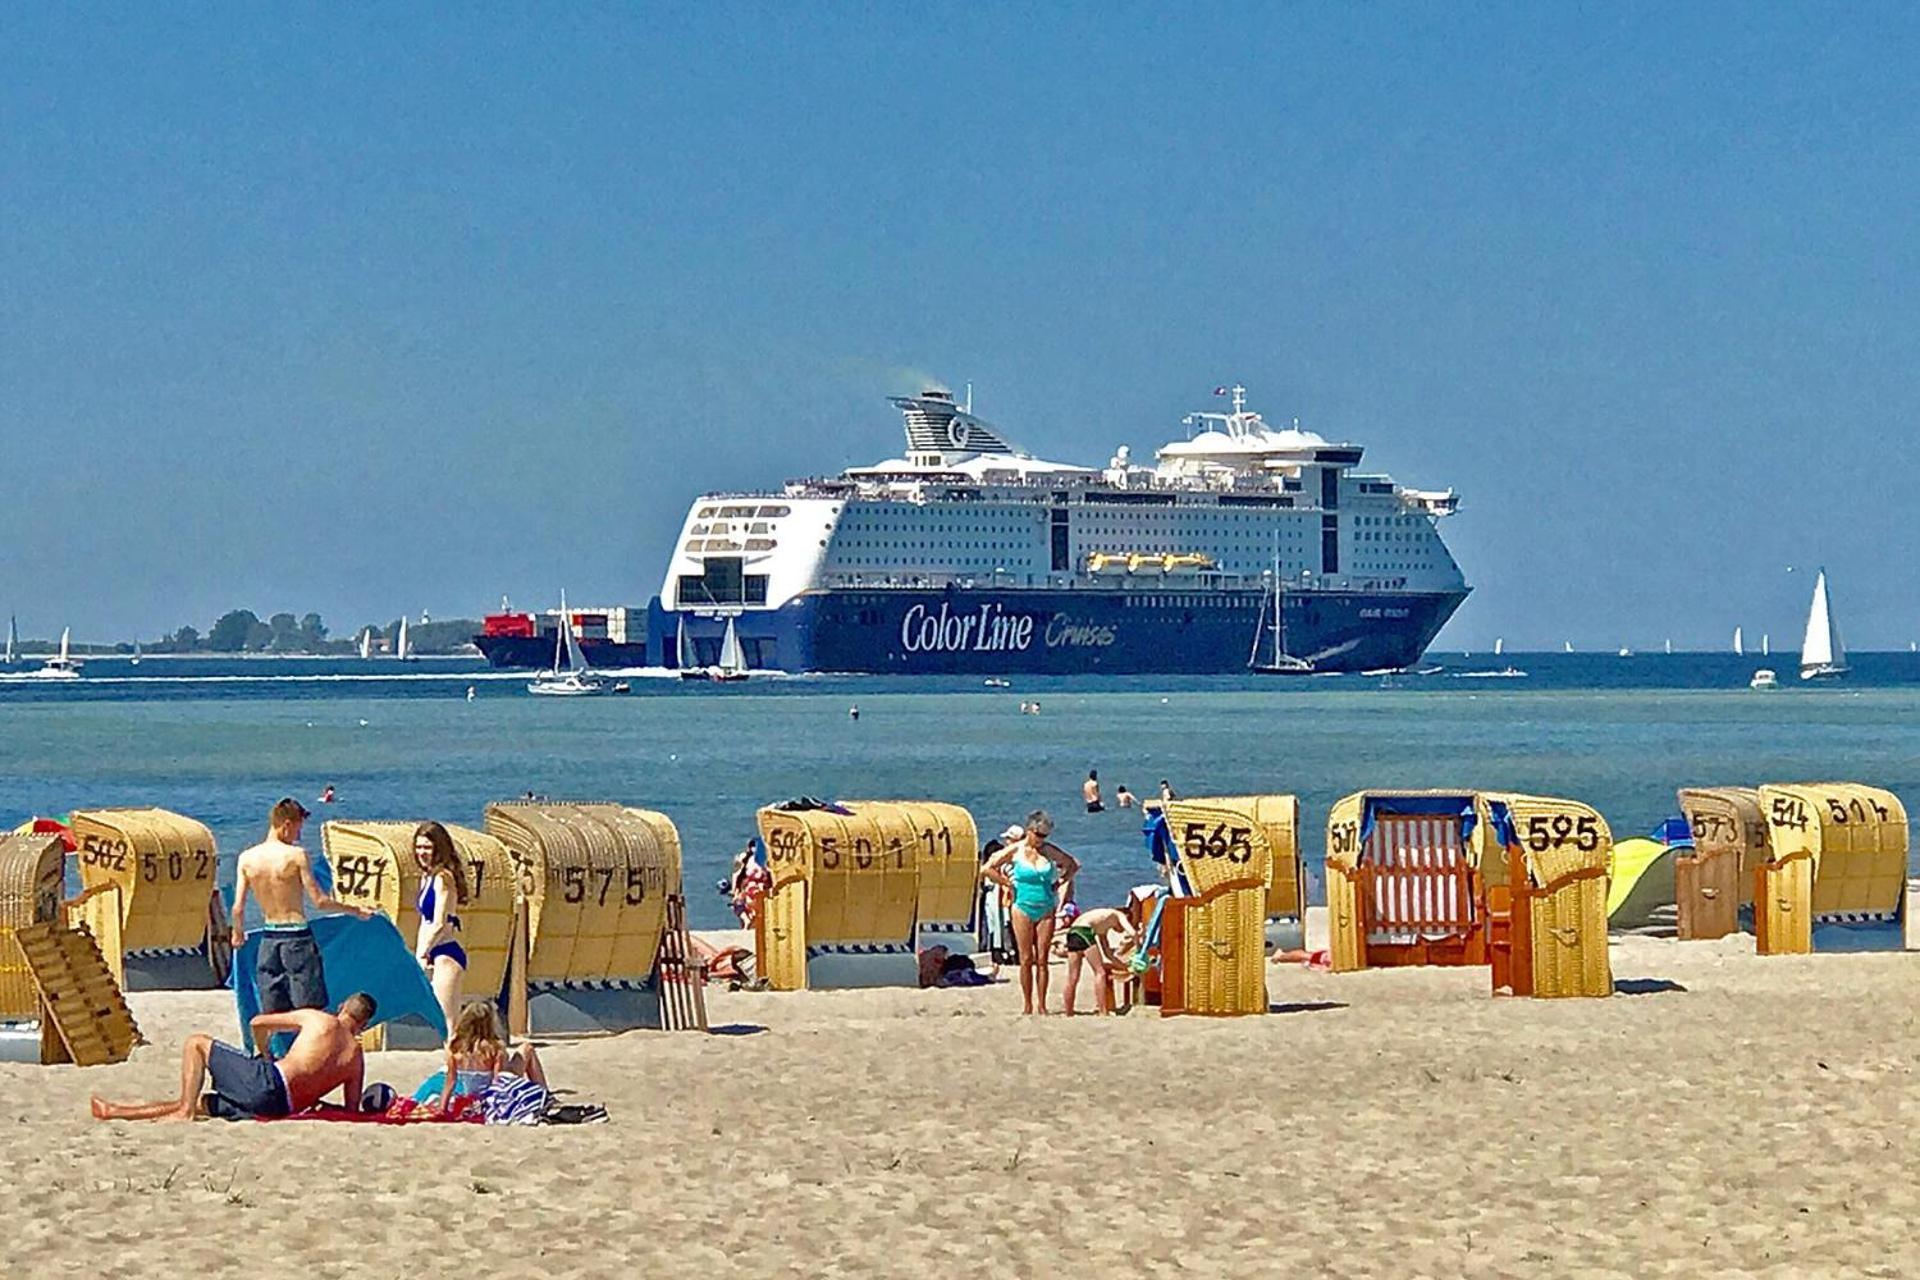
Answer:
[1523, 815, 1600, 852]
[1182, 823, 1254, 863]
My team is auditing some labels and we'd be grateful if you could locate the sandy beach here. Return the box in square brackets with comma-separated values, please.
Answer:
[6, 919, 1917, 1279]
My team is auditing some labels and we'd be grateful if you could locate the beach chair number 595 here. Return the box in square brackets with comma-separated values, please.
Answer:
[1182, 824, 1253, 863]
[1523, 815, 1600, 852]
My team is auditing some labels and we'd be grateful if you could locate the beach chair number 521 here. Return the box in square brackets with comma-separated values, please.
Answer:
[1522, 815, 1601, 852]
[1182, 823, 1253, 863]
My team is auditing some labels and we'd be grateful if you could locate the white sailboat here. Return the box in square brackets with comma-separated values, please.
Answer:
[1733, 626, 1743, 656]
[713, 616, 750, 682]
[1494, 637, 1504, 656]
[359, 628, 373, 660]
[3, 615, 15, 665]
[1798, 568, 1847, 680]
[131, 637, 141, 665]
[528, 595, 620, 695]
[396, 617, 412, 661]
[34, 627, 82, 680]
[1563, 640, 1574, 654]
[1248, 557, 1312, 674]
[1762, 633, 1771, 657]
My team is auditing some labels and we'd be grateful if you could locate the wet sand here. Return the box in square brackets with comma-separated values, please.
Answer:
[6, 921, 1918, 1278]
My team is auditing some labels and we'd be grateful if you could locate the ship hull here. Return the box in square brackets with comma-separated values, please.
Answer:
[651, 586, 1467, 675]
[474, 636, 650, 670]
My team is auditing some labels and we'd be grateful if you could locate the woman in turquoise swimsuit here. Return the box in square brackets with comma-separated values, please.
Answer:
[982, 810, 1080, 1014]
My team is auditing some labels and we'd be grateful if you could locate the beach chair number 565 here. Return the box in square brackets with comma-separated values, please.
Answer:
[1182, 824, 1254, 862]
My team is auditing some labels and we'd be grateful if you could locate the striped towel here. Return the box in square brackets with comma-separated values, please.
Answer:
[483, 1075, 550, 1126]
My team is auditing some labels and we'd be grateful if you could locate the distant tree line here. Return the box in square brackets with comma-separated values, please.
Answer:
[142, 611, 481, 655]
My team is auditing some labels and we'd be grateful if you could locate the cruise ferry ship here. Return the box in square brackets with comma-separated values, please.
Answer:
[646, 385, 1470, 675]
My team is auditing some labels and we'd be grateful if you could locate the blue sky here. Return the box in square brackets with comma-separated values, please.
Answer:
[3, 5, 1916, 648]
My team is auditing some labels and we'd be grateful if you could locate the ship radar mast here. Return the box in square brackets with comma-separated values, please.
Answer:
[1181, 383, 1268, 439]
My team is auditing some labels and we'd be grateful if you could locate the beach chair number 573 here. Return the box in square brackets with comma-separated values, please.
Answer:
[1182, 824, 1254, 863]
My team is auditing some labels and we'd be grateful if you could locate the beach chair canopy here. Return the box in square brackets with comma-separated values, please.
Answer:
[485, 803, 683, 985]
[71, 808, 220, 955]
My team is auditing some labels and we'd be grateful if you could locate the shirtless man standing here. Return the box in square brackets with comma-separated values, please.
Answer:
[91, 994, 378, 1121]
[1061, 906, 1138, 1016]
[231, 798, 371, 1014]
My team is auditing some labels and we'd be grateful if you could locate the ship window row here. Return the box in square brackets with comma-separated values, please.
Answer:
[1123, 595, 1254, 609]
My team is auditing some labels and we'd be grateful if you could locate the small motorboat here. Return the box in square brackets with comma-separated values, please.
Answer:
[1749, 668, 1779, 691]
[984, 678, 1011, 688]
[32, 627, 82, 680]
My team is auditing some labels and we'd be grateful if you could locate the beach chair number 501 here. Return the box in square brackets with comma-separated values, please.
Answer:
[1522, 815, 1601, 852]
[1182, 823, 1254, 863]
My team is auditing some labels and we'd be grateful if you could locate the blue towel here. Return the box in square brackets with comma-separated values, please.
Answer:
[231, 914, 448, 1049]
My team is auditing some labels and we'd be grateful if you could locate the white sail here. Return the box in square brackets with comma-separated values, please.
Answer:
[1494, 637, 1504, 656]
[717, 617, 745, 675]
[561, 605, 590, 674]
[397, 617, 410, 660]
[1664, 638, 1672, 655]
[4, 616, 14, 663]
[1762, 633, 1770, 657]
[132, 637, 142, 663]
[1733, 626, 1743, 656]
[59, 627, 69, 664]
[1563, 640, 1573, 654]
[1799, 569, 1846, 678]
[359, 629, 373, 660]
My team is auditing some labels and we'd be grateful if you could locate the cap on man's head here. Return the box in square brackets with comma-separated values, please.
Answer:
[999, 824, 1024, 843]
[271, 797, 311, 827]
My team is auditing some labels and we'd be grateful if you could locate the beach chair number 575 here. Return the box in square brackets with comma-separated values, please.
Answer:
[1182, 824, 1254, 863]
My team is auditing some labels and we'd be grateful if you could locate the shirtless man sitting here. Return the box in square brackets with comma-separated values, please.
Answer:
[231, 797, 371, 1014]
[91, 994, 378, 1122]
[1061, 906, 1138, 1016]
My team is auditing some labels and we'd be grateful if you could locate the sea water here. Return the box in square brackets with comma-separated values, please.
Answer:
[1, 652, 1916, 928]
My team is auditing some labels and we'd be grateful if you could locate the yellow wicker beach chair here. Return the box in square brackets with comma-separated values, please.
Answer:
[70, 808, 229, 990]
[322, 820, 524, 1047]
[754, 801, 943, 991]
[0, 834, 65, 1020]
[1476, 792, 1613, 998]
[1154, 796, 1286, 1016]
[484, 802, 684, 1034]
[1755, 783, 1907, 955]
[1674, 787, 1765, 941]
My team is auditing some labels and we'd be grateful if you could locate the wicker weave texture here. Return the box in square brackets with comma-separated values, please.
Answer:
[322, 820, 520, 1001]
[484, 803, 683, 984]
[1178, 886, 1268, 1015]
[757, 879, 809, 992]
[1760, 784, 1908, 918]
[70, 808, 217, 955]
[756, 805, 920, 948]
[839, 801, 978, 929]
[0, 834, 64, 1019]
[1676, 787, 1766, 906]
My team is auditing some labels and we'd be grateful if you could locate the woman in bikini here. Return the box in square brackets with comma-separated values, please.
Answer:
[412, 821, 470, 1038]
[982, 809, 1079, 1014]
